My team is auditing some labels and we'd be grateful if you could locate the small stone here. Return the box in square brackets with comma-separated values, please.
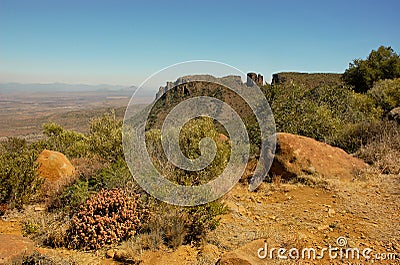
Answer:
[328, 208, 335, 217]
[106, 249, 115, 259]
[113, 249, 129, 261]
[34, 206, 46, 211]
[317, 224, 329, 231]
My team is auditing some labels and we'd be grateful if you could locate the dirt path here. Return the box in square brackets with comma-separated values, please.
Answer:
[1, 174, 398, 264]
[206, 174, 400, 264]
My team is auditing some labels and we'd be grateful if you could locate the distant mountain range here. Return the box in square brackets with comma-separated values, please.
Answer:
[0, 82, 136, 93]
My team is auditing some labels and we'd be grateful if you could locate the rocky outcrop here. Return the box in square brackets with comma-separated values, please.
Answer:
[155, 75, 225, 99]
[270, 133, 367, 181]
[246, 73, 263, 87]
[36, 150, 75, 182]
[0, 234, 35, 264]
[155, 74, 260, 99]
[388, 107, 400, 124]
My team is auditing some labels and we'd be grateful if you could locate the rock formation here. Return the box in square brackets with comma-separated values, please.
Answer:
[155, 73, 261, 100]
[246, 73, 263, 87]
[270, 133, 367, 181]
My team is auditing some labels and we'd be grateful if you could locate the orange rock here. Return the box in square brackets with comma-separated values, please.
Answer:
[36, 150, 75, 182]
[217, 133, 229, 143]
[271, 133, 368, 181]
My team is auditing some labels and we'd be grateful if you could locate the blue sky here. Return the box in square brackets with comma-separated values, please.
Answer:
[0, 0, 399, 85]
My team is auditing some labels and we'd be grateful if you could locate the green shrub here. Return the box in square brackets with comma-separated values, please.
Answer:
[88, 111, 123, 163]
[92, 158, 138, 190]
[0, 137, 43, 210]
[368, 78, 400, 113]
[22, 221, 41, 236]
[67, 188, 150, 250]
[41, 110, 123, 162]
[42, 122, 90, 158]
[185, 201, 227, 243]
[145, 116, 231, 186]
[264, 84, 382, 153]
[48, 178, 92, 213]
[343, 46, 400, 93]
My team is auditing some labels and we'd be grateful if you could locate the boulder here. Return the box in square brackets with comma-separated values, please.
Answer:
[270, 133, 367, 181]
[36, 150, 75, 182]
[0, 234, 35, 264]
[388, 107, 400, 124]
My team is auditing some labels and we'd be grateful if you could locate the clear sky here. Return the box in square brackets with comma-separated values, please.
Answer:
[1, 0, 399, 86]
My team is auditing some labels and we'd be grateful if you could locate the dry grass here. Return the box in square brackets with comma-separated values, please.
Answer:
[19, 251, 76, 265]
[357, 120, 400, 174]
[70, 155, 107, 179]
[22, 209, 70, 248]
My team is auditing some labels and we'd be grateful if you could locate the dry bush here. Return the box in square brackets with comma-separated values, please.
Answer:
[20, 251, 76, 265]
[70, 156, 108, 179]
[357, 120, 400, 174]
[22, 210, 70, 248]
[67, 188, 150, 250]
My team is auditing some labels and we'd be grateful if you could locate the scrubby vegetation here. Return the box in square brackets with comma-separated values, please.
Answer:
[0, 46, 399, 260]
[263, 82, 383, 153]
[1, 110, 227, 253]
[368, 78, 400, 114]
[271, 72, 343, 88]
[263, 46, 400, 155]
[0, 138, 42, 211]
[67, 188, 150, 250]
[146, 116, 231, 186]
